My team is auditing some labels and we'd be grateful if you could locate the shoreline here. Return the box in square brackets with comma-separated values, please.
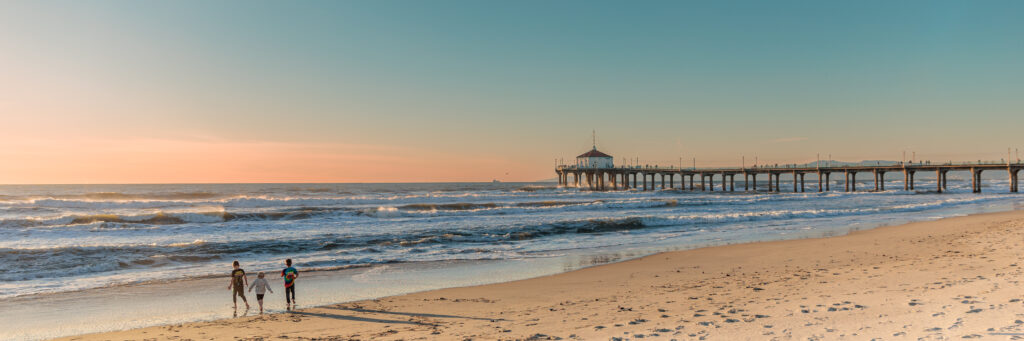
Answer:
[57, 209, 1024, 340]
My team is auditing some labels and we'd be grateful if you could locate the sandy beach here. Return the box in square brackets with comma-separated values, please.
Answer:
[55, 209, 1024, 340]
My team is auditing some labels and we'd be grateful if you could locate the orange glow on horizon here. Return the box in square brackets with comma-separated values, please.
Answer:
[0, 137, 542, 184]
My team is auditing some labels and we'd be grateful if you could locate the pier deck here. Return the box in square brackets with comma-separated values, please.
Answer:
[555, 162, 1022, 193]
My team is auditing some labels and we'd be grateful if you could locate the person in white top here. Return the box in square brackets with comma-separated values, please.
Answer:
[248, 272, 274, 314]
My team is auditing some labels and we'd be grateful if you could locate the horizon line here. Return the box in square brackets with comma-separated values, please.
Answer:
[0, 180, 557, 186]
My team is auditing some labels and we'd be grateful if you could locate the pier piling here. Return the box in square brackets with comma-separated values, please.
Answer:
[556, 162, 1022, 194]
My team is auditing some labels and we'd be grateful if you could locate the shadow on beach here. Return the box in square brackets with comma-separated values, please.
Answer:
[288, 310, 437, 326]
[327, 306, 506, 322]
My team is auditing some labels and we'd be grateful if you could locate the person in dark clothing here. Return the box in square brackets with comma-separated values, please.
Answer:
[228, 260, 249, 310]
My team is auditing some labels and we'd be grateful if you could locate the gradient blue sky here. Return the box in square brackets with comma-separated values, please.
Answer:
[2, 1, 1023, 183]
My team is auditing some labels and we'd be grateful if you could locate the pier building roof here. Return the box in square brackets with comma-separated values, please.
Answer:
[577, 148, 612, 158]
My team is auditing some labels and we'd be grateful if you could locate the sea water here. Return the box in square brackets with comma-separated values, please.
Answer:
[2, 179, 1023, 339]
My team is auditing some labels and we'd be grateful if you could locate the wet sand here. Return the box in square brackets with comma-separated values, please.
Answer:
[60, 210, 1024, 340]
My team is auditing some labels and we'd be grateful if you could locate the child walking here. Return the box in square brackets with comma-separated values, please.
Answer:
[228, 260, 250, 310]
[281, 258, 299, 309]
[248, 272, 273, 314]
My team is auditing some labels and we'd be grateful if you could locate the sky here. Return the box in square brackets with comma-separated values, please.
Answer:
[2, 0, 1023, 183]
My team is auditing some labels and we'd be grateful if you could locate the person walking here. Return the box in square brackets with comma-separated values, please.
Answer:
[228, 260, 250, 310]
[281, 259, 299, 309]
[248, 272, 273, 314]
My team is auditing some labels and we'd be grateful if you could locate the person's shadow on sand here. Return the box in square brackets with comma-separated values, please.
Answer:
[288, 310, 437, 326]
[328, 306, 506, 322]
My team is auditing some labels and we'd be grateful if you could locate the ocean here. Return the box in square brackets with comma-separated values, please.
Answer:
[3, 179, 1024, 339]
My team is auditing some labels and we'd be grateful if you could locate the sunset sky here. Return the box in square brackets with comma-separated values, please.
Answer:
[2, 1, 1023, 183]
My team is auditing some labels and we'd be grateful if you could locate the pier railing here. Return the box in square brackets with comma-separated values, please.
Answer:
[555, 161, 1022, 193]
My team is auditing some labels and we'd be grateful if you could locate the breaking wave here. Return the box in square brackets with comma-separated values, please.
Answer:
[2, 180, 1019, 300]
[0, 207, 351, 228]
[1, 194, 996, 282]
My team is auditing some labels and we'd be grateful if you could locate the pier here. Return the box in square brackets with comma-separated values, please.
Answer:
[555, 162, 1022, 193]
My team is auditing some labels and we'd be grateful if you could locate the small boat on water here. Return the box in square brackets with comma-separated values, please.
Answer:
[492, 179, 501, 183]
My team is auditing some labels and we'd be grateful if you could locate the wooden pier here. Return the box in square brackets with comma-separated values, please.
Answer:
[555, 162, 1022, 193]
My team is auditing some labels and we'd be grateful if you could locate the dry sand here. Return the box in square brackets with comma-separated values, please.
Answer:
[61, 210, 1024, 340]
